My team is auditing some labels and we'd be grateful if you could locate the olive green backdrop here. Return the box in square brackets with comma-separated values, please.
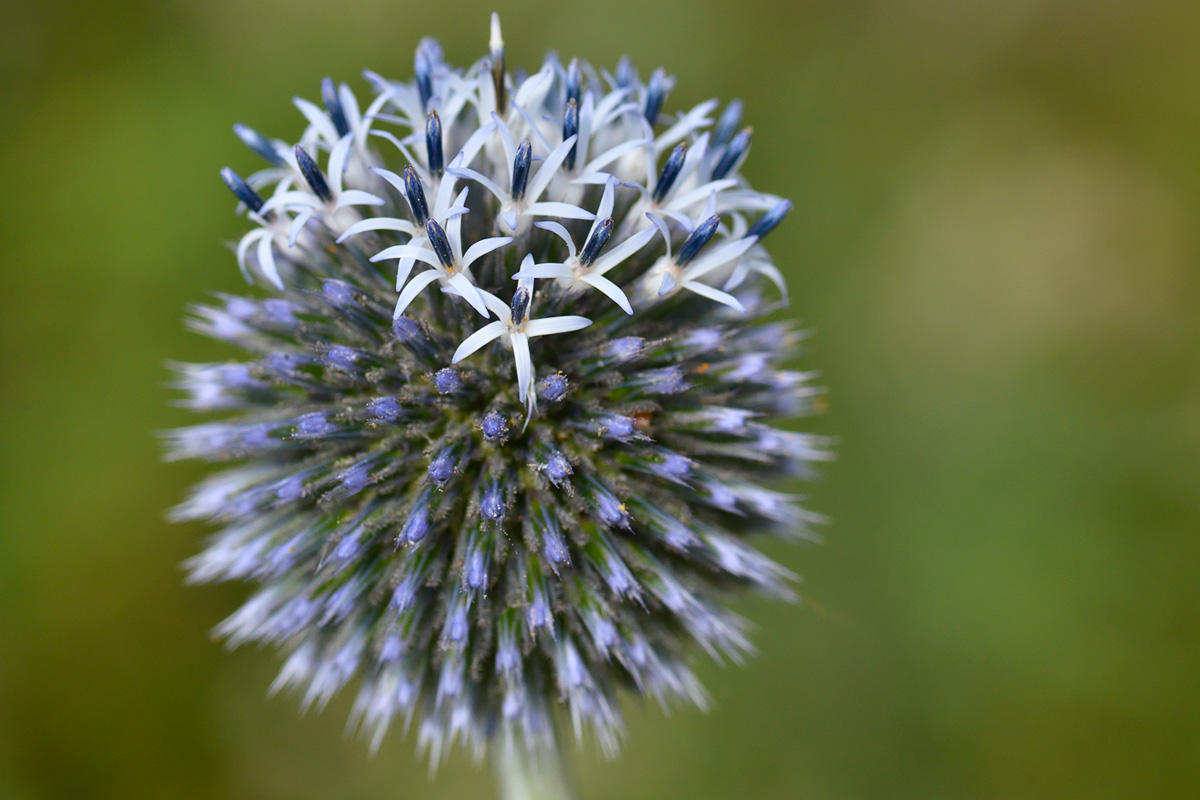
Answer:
[1, 1, 1197, 798]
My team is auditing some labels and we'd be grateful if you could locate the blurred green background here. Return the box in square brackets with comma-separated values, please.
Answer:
[2, 0, 1198, 797]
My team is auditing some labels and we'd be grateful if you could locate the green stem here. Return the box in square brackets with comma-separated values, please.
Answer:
[494, 738, 575, 800]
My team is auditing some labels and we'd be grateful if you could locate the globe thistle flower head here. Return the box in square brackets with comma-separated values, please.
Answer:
[170, 13, 829, 768]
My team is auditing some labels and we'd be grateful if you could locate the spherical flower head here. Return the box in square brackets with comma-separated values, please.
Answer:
[169, 14, 829, 769]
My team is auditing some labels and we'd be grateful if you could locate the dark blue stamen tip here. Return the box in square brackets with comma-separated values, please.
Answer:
[579, 218, 614, 267]
[414, 49, 433, 111]
[615, 56, 634, 89]
[511, 141, 532, 200]
[404, 166, 429, 225]
[321, 78, 350, 138]
[644, 68, 667, 125]
[425, 111, 444, 176]
[563, 99, 579, 170]
[293, 145, 332, 203]
[566, 58, 582, 107]
[712, 127, 752, 180]
[220, 167, 265, 213]
[425, 219, 455, 268]
[652, 142, 688, 204]
[746, 199, 792, 240]
[509, 286, 530, 323]
[713, 99, 744, 147]
[677, 215, 721, 266]
[234, 124, 285, 167]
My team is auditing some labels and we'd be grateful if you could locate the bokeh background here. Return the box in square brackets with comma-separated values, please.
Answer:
[2, 1, 1198, 797]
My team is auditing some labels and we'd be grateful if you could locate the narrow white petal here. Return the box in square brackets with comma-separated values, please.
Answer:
[327, 133, 355, 195]
[392, 270, 441, 318]
[370, 244, 440, 267]
[462, 236, 513, 270]
[579, 137, 650, 176]
[256, 234, 283, 289]
[682, 281, 747, 313]
[446, 165, 508, 205]
[369, 130, 423, 176]
[447, 188, 469, 263]
[334, 190, 385, 209]
[476, 288, 512, 320]
[288, 209, 316, 247]
[447, 272, 490, 317]
[237, 229, 268, 280]
[259, 191, 320, 216]
[526, 202, 594, 220]
[512, 263, 572, 281]
[511, 331, 533, 402]
[526, 135, 578, 203]
[452, 321, 506, 362]
[669, 179, 739, 213]
[590, 224, 659, 277]
[579, 274, 633, 315]
[491, 112, 519, 185]
[524, 315, 592, 337]
[533, 221, 577, 258]
[681, 236, 758, 282]
[643, 213, 673, 261]
[656, 99, 719, 151]
[293, 97, 338, 143]
[511, 102, 553, 153]
[454, 119, 497, 171]
[336, 217, 415, 243]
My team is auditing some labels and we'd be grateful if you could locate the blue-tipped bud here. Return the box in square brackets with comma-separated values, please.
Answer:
[644, 68, 667, 124]
[425, 219, 455, 269]
[606, 337, 644, 361]
[652, 142, 687, 204]
[323, 280, 356, 307]
[434, 367, 462, 394]
[601, 415, 638, 441]
[579, 218, 614, 267]
[711, 127, 752, 180]
[427, 448, 456, 485]
[220, 167, 265, 214]
[368, 396, 402, 422]
[400, 504, 429, 545]
[509, 286, 530, 324]
[326, 346, 359, 370]
[565, 58, 582, 107]
[544, 450, 572, 487]
[341, 462, 370, 494]
[414, 46, 433, 111]
[425, 111, 444, 176]
[713, 99, 743, 147]
[537, 374, 568, 403]
[294, 145, 333, 203]
[233, 123, 285, 166]
[321, 78, 351, 138]
[563, 99, 579, 170]
[295, 412, 335, 437]
[404, 166, 429, 226]
[511, 141, 532, 200]
[481, 411, 508, 441]
[676, 215, 720, 266]
[481, 483, 506, 522]
[746, 199, 792, 241]
[615, 56, 634, 88]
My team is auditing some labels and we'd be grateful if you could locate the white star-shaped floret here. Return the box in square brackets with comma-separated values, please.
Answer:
[452, 257, 592, 414]
[643, 203, 758, 313]
[512, 178, 659, 315]
[370, 195, 510, 319]
[448, 113, 593, 236]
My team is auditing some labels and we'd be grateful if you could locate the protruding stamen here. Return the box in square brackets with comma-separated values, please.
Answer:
[565, 58, 582, 107]
[220, 167, 265, 213]
[676, 215, 720, 266]
[644, 68, 667, 125]
[425, 111, 444, 177]
[294, 145, 332, 203]
[712, 127, 752, 180]
[511, 141, 532, 200]
[652, 142, 688, 204]
[746, 199, 792, 240]
[321, 78, 350, 138]
[615, 56, 634, 89]
[234, 124, 285, 166]
[490, 13, 506, 112]
[425, 219, 455, 269]
[404, 166, 429, 225]
[563, 99, 579, 170]
[713, 99, 743, 147]
[414, 47, 433, 111]
[509, 286, 531, 323]
[579, 218, 614, 267]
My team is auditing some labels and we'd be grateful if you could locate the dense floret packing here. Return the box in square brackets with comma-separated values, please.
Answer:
[169, 16, 829, 763]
